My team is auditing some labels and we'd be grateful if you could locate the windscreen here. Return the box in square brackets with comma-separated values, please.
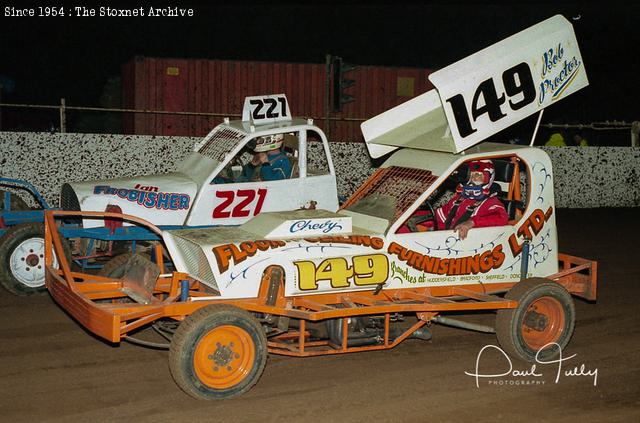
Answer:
[341, 166, 438, 225]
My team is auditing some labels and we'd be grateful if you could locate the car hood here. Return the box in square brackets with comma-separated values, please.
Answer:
[64, 172, 197, 227]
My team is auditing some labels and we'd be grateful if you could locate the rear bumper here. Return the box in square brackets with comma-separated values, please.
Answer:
[553, 253, 598, 301]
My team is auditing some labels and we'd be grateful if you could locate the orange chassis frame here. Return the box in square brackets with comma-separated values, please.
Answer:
[44, 211, 597, 357]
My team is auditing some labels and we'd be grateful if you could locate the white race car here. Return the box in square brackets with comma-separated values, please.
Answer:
[63, 94, 339, 229]
[1, 94, 339, 296]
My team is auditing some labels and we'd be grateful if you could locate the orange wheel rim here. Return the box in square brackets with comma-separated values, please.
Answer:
[521, 297, 565, 350]
[194, 325, 255, 390]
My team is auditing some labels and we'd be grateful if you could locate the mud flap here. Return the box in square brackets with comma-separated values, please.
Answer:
[120, 254, 160, 304]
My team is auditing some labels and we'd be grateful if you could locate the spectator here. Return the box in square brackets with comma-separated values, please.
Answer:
[572, 133, 589, 146]
[545, 132, 566, 146]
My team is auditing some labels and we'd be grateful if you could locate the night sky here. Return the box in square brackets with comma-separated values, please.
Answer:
[1, 2, 638, 128]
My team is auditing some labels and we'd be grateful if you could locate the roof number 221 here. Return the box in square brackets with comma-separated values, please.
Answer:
[249, 96, 288, 120]
[446, 62, 536, 138]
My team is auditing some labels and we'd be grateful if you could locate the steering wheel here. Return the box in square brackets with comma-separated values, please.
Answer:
[406, 201, 439, 232]
[232, 155, 245, 168]
[224, 155, 248, 179]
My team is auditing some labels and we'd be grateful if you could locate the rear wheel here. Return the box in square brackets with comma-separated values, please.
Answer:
[0, 223, 67, 296]
[496, 278, 575, 362]
[169, 304, 267, 400]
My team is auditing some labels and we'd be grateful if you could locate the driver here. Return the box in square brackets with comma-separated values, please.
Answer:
[213, 134, 292, 184]
[399, 159, 508, 239]
[241, 134, 292, 181]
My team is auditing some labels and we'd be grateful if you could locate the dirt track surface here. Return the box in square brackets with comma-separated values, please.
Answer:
[1, 208, 638, 423]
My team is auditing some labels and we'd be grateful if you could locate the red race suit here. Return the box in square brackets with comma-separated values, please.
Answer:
[398, 194, 508, 233]
[435, 194, 508, 229]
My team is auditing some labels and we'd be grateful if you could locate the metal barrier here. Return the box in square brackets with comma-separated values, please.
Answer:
[0, 99, 367, 134]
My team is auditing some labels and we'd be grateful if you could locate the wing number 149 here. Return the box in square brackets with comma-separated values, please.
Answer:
[446, 62, 536, 138]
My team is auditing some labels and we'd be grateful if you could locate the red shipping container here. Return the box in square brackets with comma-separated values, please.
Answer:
[122, 56, 434, 141]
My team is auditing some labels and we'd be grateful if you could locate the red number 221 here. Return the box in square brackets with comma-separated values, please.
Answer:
[212, 189, 267, 218]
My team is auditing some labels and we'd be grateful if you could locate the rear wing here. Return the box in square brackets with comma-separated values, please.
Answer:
[362, 14, 588, 157]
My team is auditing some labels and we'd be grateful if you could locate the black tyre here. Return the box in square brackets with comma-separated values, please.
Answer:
[496, 278, 575, 362]
[169, 304, 268, 400]
[0, 223, 69, 296]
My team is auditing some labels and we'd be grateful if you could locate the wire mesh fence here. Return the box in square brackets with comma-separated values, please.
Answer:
[0, 99, 637, 146]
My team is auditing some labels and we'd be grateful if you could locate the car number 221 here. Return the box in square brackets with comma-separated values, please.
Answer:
[249, 96, 288, 120]
[446, 62, 536, 138]
[242, 94, 291, 123]
[212, 188, 267, 219]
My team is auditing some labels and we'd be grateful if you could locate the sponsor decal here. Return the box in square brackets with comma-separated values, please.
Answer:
[290, 219, 343, 234]
[388, 242, 505, 276]
[213, 240, 286, 273]
[391, 261, 419, 284]
[508, 207, 553, 256]
[93, 185, 190, 210]
[213, 236, 385, 277]
[134, 184, 158, 192]
[538, 43, 582, 104]
[392, 266, 511, 285]
[304, 235, 384, 250]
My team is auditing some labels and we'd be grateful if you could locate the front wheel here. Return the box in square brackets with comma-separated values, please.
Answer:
[0, 223, 62, 296]
[496, 278, 575, 362]
[169, 304, 268, 400]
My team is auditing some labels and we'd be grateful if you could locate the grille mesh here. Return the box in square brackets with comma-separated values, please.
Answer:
[195, 127, 246, 162]
[171, 235, 219, 291]
[341, 166, 437, 223]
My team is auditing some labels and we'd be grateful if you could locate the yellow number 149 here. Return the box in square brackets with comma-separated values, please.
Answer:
[294, 254, 389, 291]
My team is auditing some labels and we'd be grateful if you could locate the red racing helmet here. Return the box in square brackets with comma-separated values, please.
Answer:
[468, 160, 496, 190]
[458, 160, 496, 199]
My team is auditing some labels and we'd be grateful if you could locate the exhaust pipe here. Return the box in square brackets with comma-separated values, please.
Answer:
[431, 315, 495, 334]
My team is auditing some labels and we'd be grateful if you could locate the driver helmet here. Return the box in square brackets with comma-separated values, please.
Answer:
[458, 160, 496, 200]
[253, 133, 284, 152]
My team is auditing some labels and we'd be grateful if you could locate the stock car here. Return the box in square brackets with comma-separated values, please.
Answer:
[43, 15, 597, 400]
[0, 94, 339, 295]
